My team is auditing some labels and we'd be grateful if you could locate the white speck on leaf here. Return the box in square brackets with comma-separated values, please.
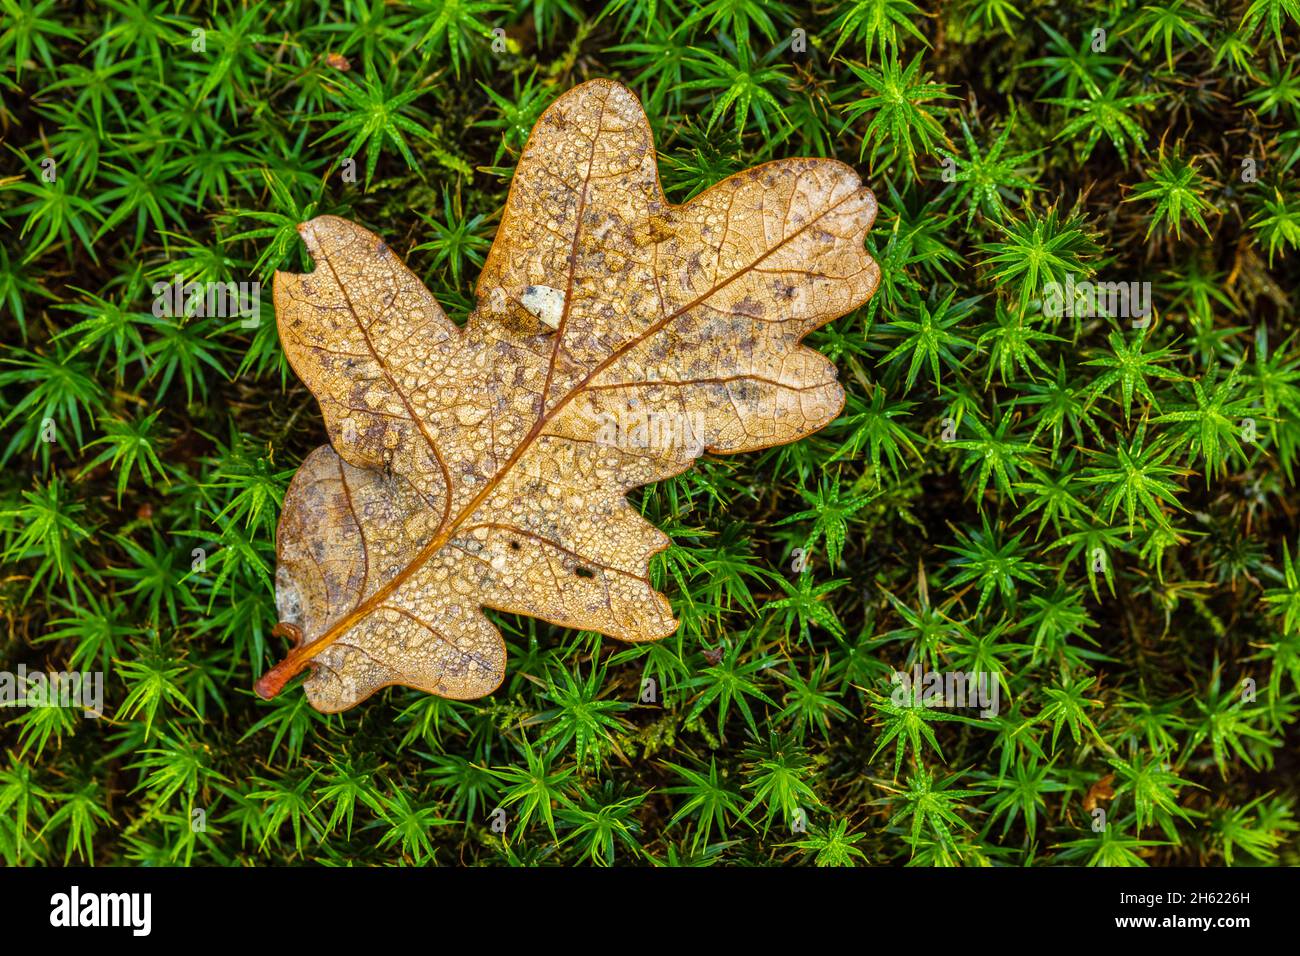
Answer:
[521, 285, 565, 330]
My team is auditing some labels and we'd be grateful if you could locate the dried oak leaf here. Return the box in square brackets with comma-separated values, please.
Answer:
[257, 79, 880, 713]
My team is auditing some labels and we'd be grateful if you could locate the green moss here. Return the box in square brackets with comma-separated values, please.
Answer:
[1, 0, 1298, 866]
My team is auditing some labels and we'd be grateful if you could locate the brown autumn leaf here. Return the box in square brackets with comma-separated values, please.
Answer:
[256, 78, 880, 713]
